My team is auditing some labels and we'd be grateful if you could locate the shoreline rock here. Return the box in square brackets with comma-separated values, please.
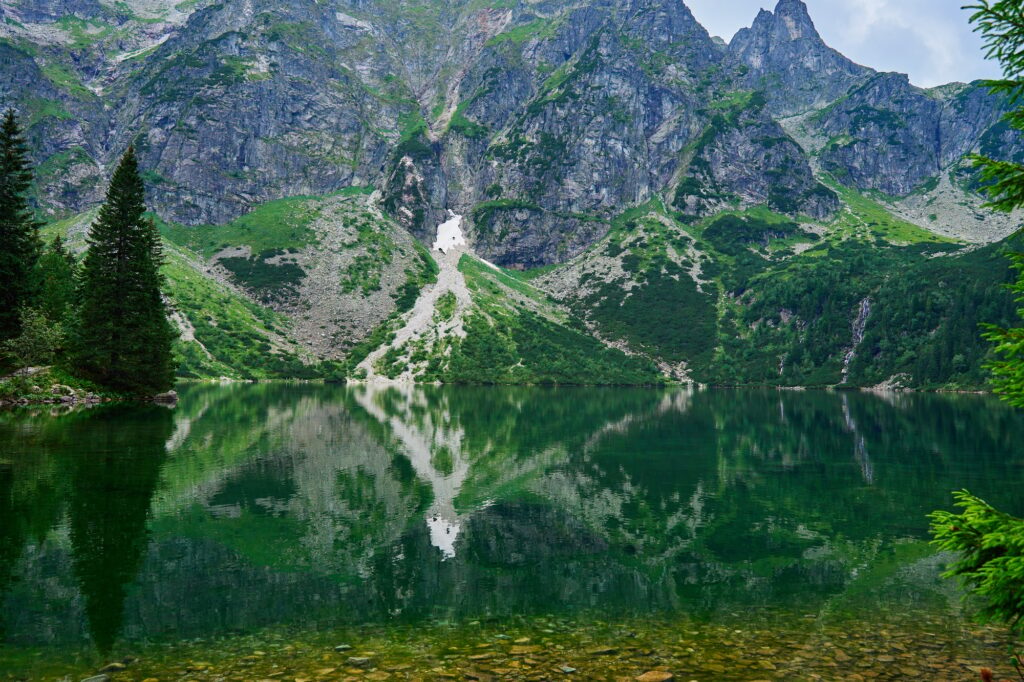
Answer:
[153, 390, 179, 405]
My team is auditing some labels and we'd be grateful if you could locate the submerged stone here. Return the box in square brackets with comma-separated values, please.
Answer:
[636, 673, 674, 682]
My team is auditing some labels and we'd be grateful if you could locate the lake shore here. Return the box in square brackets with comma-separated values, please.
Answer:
[0, 367, 177, 408]
[4, 611, 1016, 682]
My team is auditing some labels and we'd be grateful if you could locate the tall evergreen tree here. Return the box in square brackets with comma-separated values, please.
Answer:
[72, 146, 177, 394]
[0, 108, 41, 342]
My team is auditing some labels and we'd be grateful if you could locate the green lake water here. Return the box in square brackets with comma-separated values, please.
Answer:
[2, 384, 1024, 680]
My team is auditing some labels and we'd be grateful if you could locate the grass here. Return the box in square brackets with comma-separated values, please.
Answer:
[447, 102, 489, 139]
[23, 97, 72, 128]
[162, 244, 314, 380]
[484, 18, 560, 47]
[159, 195, 324, 257]
[40, 62, 93, 99]
[435, 291, 457, 321]
[822, 176, 960, 245]
[502, 264, 560, 281]
[55, 16, 113, 49]
[458, 255, 553, 310]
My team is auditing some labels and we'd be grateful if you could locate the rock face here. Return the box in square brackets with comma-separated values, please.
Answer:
[815, 75, 1013, 195]
[0, 0, 1020, 265]
[673, 91, 838, 221]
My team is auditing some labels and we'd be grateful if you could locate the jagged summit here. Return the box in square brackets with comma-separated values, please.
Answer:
[730, 0, 872, 116]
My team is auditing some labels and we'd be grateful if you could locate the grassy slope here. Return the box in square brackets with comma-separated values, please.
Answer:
[443, 256, 661, 385]
[536, 188, 1017, 390]
[43, 211, 317, 381]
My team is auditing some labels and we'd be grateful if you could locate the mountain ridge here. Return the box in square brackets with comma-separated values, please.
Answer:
[2, 0, 1018, 249]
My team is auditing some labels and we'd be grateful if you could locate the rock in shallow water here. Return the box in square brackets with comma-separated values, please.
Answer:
[635, 672, 674, 682]
[153, 391, 178, 405]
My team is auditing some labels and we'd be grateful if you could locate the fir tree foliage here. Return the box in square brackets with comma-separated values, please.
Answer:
[967, 1, 1024, 212]
[930, 492, 1024, 632]
[72, 146, 177, 394]
[928, 1, 1024, 638]
[966, 0, 1024, 403]
[984, 253, 1024, 407]
[0, 108, 41, 341]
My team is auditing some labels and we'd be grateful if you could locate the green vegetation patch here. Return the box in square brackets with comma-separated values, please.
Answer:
[823, 176, 959, 245]
[587, 258, 717, 368]
[40, 62, 92, 99]
[484, 17, 560, 46]
[471, 199, 542, 236]
[448, 102, 489, 139]
[159, 195, 323, 258]
[162, 246, 315, 380]
[435, 291, 457, 321]
[219, 249, 306, 303]
[422, 254, 661, 385]
[341, 212, 397, 295]
[344, 245, 438, 376]
[458, 254, 552, 309]
[434, 309, 660, 386]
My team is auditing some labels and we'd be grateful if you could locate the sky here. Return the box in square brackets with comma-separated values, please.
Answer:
[685, 0, 1002, 88]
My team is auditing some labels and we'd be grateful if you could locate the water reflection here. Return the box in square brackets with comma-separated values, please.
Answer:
[1, 385, 1023, 655]
[0, 405, 173, 653]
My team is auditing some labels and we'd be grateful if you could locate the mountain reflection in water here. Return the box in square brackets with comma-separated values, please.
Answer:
[2, 384, 1023, 656]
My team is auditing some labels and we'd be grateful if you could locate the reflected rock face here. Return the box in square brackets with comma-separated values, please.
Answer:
[2, 384, 1024, 651]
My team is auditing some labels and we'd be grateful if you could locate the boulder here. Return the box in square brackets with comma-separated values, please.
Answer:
[153, 390, 179, 405]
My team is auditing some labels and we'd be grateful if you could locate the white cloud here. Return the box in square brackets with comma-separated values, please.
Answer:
[826, 0, 987, 86]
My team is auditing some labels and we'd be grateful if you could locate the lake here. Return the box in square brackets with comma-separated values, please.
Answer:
[2, 384, 1023, 680]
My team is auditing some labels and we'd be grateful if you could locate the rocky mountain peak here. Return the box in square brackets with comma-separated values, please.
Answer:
[739, 0, 819, 49]
[730, 0, 871, 116]
[773, 0, 814, 23]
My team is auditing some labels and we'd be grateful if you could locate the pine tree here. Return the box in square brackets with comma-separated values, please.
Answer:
[72, 146, 177, 394]
[37, 234, 78, 323]
[0, 108, 41, 342]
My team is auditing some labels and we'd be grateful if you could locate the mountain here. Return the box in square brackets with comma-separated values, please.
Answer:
[4, 0, 1023, 388]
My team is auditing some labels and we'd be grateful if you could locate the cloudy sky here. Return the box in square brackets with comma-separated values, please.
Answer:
[685, 0, 1002, 88]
